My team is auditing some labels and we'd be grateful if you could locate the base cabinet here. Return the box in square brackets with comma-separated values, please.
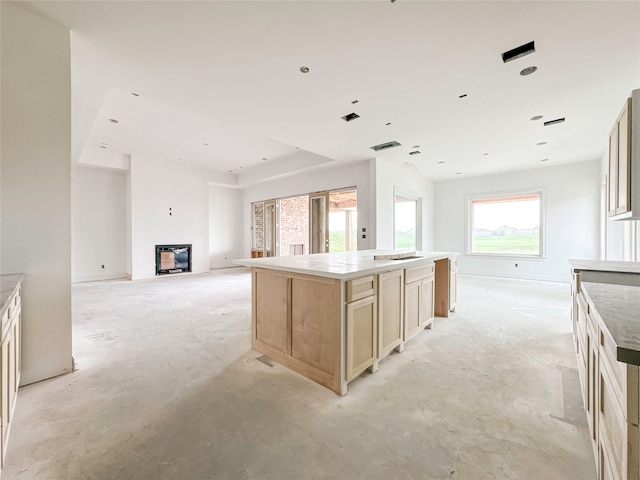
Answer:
[404, 264, 435, 341]
[378, 270, 404, 359]
[571, 273, 640, 480]
[0, 279, 22, 472]
[346, 296, 377, 381]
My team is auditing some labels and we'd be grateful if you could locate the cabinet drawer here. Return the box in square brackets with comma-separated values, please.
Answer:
[600, 327, 639, 425]
[346, 275, 377, 303]
[404, 264, 434, 284]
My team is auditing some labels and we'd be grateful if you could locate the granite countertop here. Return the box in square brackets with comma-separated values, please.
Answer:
[582, 281, 640, 366]
[234, 250, 458, 280]
[1, 274, 24, 318]
[570, 259, 640, 275]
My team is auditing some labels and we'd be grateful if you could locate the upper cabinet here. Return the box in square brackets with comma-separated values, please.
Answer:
[608, 89, 640, 220]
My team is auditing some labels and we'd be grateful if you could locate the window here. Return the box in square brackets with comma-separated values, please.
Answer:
[394, 191, 421, 251]
[468, 189, 544, 257]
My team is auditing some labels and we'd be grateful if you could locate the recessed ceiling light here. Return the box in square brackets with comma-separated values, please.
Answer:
[458, 94, 468, 99]
[227, 170, 233, 173]
[456, 172, 462, 175]
[437, 161, 445, 164]
[131, 92, 139, 97]
[530, 115, 543, 121]
[109, 118, 119, 123]
[520, 66, 538, 76]
[412, 145, 420, 149]
[351, 100, 359, 104]
[385, 122, 392, 126]
[409, 151, 421, 155]
[261, 157, 268, 161]
[299, 66, 309, 73]
[540, 158, 549, 162]
[483, 153, 489, 156]
[536, 141, 547, 146]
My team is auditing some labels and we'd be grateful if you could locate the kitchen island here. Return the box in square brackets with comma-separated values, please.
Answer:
[235, 250, 458, 395]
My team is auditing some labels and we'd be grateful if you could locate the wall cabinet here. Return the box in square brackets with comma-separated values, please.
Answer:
[1, 277, 22, 471]
[608, 89, 640, 220]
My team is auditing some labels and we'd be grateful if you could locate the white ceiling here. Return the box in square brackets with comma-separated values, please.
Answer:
[22, 0, 640, 186]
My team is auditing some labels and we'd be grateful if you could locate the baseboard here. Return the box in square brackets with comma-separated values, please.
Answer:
[72, 272, 129, 284]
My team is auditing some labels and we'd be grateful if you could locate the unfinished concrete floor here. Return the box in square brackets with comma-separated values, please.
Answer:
[4, 269, 595, 480]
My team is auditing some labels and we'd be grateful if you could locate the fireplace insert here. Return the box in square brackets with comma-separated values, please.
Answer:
[155, 244, 192, 275]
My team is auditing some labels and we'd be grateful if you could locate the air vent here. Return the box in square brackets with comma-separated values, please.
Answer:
[544, 117, 565, 126]
[409, 150, 421, 155]
[501, 41, 535, 63]
[342, 112, 360, 122]
[371, 141, 401, 151]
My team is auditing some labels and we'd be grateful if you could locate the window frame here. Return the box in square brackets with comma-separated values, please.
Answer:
[393, 188, 422, 251]
[466, 188, 546, 259]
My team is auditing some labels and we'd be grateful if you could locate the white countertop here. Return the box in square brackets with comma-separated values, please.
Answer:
[570, 259, 640, 274]
[234, 250, 458, 280]
[1, 274, 23, 319]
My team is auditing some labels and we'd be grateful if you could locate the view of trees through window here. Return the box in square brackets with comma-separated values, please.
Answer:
[470, 192, 542, 256]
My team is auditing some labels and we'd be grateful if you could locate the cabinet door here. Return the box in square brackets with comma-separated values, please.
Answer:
[449, 260, 458, 312]
[404, 281, 421, 341]
[616, 101, 631, 215]
[378, 270, 404, 358]
[346, 296, 377, 381]
[254, 270, 290, 353]
[422, 276, 435, 329]
[1, 333, 10, 462]
[291, 276, 340, 375]
[608, 122, 619, 216]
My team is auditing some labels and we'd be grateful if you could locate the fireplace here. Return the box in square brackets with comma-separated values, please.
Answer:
[155, 244, 192, 275]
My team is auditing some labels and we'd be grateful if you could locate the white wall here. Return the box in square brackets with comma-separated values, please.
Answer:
[71, 166, 128, 282]
[209, 186, 244, 268]
[372, 158, 435, 251]
[129, 156, 210, 280]
[1, 2, 73, 385]
[434, 160, 601, 283]
[242, 160, 372, 256]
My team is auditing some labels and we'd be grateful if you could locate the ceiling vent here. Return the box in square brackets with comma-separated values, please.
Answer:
[342, 112, 360, 122]
[501, 41, 535, 63]
[371, 141, 401, 151]
[543, 117, 565, 126]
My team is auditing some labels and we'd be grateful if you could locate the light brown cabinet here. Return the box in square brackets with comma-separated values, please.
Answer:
[1, 278, 22, 471]
[571, 273, 640, 479]
[377, 270, 404, 359]
[246, 253, 458, 395]
[404, 264, 435, 341]
[608, 89, 640, 220]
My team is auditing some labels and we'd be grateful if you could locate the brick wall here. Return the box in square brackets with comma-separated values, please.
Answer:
[252, 202, 264, 249]
[279, 196, 309, 256]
